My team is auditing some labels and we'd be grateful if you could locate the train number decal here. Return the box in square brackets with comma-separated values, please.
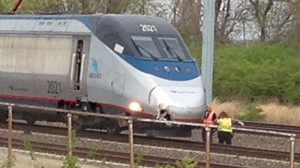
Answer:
[139, 24, 157, 32]
[47, 81, 62, 94]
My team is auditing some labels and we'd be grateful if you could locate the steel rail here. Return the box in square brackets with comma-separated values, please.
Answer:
[0, 102, 296, 138]
[0, 137, 245, 168]
[1, 121, 298, 162]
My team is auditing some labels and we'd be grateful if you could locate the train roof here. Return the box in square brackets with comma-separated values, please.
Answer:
[0, 14, 178, 36]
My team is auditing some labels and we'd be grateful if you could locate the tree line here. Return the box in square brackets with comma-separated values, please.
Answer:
[1, 0, 299, 43]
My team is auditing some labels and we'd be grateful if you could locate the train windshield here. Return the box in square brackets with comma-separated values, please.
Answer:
[158, 37, 186, 60]
[131, 36, 161, 60]
[131, 36, 191, 60]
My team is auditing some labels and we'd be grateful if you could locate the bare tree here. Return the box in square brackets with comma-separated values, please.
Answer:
[214, 0, 254, 43]
[105, 0, 119, 13]
[126, 0, 164, 16]
[215, 0, 232, 43]
[169, 0, 202, 44]
[62, 0, 104, 13]
[294, 1, 300, 42]
[63, 0, 133, 14]
[171, 0, 181, 25]
[248, 0, 293, 42]
[17, 0, 163, 15]
[215, 0, 222, 27]
[287, 0, 300, 42]
[17, 0, 66, 13]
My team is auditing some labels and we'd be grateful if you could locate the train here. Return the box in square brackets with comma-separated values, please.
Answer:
[0, 13, 206, 136]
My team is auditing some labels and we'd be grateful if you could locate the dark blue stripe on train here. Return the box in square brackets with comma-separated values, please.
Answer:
[119, 54, 200, 81]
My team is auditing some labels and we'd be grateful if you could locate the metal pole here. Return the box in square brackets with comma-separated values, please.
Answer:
[67, 113, 72, 155]
[11, 0, 23, 12]
[205, 127, 211, 168]
[7, 105, 13, 159]
[201, 0, 215, 104]
[128, 119, 134, 168]
[290, 136, 295, 168]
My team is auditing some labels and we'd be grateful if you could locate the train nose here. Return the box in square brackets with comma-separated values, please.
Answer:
[149, 86, 206, 122]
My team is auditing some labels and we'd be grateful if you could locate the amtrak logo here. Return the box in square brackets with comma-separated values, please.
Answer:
[9, 85, 28, 92]
[91, 58, 98, 72]
[88, 58, 102, 79]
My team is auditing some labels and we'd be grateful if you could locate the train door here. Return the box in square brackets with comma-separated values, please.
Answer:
[71, 36, 90, 96]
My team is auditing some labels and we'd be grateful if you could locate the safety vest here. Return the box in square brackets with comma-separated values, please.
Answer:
[217, 118, 233, 133]
[203, 111, 215, 125]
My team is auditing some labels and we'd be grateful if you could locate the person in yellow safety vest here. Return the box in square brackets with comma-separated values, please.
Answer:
[201, 105, 216, 143]
[217, 111, 244, 145]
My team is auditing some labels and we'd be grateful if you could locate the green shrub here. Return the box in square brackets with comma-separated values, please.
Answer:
[85, 140, 101, 160]
[188, 42, 300, 104]
[1, 156, 15, 168]
[62, 130, 80, 168]
[0, 0, 14, 12]
[154, 157, 196, 168]
[154, 164, 175, 168]
[176, 157, 197, 168]
[235, 103, 265, 121]
[188, 42, 202, 66]
[135, 150, 144, 167]
[62, 154, 80, 168]
[23, 138, 36, 161]
[63, 130, 104, 168]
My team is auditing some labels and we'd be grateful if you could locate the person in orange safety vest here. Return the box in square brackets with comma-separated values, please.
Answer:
[201, 105, 216, 143]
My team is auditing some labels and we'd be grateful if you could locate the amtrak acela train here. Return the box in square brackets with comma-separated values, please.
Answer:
[0, 14, 206, 136]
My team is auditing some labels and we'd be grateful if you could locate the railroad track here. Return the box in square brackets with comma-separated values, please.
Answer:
[243, 121, 300, 134]
[0, 121, 299, 162]
[0, 136, 246, 168]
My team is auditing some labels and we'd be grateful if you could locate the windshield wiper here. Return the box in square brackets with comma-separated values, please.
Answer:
[162, 39, 183, 61]
[132, 41, 158, 60]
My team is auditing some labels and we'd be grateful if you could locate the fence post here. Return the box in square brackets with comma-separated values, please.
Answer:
[205, 126, 211, 168]
[128, 118, 134, 168]
[67, 113, 72, 155]
[290, 136, 295, 168]
[7, 104, 13, 160]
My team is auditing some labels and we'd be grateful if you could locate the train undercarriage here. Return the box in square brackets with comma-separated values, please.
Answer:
[0, 100, 194, 137]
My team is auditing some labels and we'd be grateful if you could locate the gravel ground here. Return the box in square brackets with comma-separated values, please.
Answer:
[190, 129, 300, 152]
[0, 147, 129, 168]
[0, 129, 130, 168]
[190, 129, 300, 168]
[0, 128, 299, 168]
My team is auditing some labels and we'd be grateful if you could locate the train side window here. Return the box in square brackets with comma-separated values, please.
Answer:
[73, 40, 83, 90]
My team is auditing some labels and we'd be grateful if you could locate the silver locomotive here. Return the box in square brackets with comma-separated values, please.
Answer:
[0, 14, 206, 136]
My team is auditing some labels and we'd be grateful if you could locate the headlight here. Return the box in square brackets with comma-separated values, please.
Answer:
[128, 101, 143, 112]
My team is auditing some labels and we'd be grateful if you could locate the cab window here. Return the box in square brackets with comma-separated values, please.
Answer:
[158, 37, 190, 60]
[131, 36, 161, 60]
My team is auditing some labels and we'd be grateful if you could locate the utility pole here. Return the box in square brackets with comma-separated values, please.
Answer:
[11, 0, 23, 12]
[201, 0, 215, 104]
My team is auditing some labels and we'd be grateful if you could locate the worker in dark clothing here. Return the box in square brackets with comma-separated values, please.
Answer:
[201, 105, 216, 143]
[217, 111, 244, 145]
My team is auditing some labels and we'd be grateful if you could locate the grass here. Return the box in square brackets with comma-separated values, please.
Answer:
[211, 98, 300, 125]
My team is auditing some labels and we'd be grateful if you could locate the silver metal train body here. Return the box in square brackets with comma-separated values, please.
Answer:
[0, 14, 206, 135]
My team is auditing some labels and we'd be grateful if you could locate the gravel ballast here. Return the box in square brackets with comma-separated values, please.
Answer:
[0, 128, 299, 168]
